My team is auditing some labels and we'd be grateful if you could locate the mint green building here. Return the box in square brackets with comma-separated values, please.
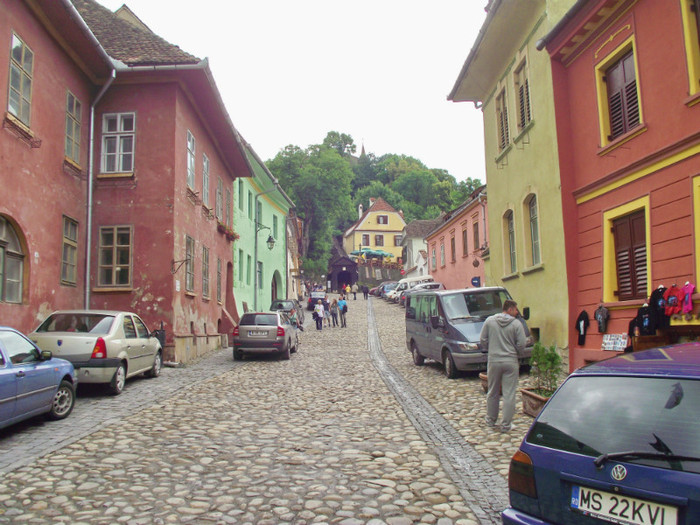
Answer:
[233, 143, 295, 316]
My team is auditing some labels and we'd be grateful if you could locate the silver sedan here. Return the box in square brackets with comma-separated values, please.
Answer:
[232, 311, 299, 361]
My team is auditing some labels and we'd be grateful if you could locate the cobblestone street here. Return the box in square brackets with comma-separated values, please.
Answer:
[0, 297, 533, 524]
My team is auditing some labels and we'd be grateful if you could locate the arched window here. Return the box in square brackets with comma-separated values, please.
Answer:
[504, 210, 516, 274]
[528, 195, 541, 265]
[0, 216, 24, 303]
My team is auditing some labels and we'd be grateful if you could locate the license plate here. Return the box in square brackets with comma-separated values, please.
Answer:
[248, 330, 267, 336]
[571, 485, 677, 525]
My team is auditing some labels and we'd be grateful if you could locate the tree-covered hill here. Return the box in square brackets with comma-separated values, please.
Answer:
[267, 131, 481, 277]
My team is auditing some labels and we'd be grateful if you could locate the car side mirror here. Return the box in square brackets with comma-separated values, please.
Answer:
[40, 350, 53, 360]
[522, 307, 530, 320]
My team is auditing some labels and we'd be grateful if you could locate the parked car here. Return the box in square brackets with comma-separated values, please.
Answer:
[0, 326, 77, 428]
[29, 310, 162, 395]
[380, 282, 399, 299]
[307, 291, 327, 311]
[386, 275, 435, 303]
[503, 343, 700, 525]
[232, 311, 300, 361]
[370, 281, 395, 297]
[400, 281, 446, 307]
[405, 287, 532, 377]
[270, 299, 305, 325]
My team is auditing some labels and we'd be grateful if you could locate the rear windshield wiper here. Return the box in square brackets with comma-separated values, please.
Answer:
[594, 451, 700, 468]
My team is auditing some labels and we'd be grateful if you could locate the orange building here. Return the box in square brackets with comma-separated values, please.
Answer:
[539, 0, 700, 369]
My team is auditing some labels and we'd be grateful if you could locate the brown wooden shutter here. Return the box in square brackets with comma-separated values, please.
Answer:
[518, 78, 531, 129]
[607, 52, 640, 140]
[613, 210, 647, 300]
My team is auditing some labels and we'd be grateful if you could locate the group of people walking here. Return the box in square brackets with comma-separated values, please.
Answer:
[312, 295, 348, 330]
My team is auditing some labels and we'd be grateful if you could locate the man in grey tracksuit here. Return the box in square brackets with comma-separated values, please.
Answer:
[480, 299, 526, 432]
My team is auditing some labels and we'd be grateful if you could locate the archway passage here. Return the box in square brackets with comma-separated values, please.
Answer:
[336, 270, 353, 291]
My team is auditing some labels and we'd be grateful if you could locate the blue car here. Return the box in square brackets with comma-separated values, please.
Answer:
[503, 343, 700, 525]
[0, 326, 77, 429]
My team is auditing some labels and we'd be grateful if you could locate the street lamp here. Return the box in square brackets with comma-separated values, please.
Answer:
[265, 234, 275, 251]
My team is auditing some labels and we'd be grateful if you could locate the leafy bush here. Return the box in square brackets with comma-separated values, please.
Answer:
[529, 342, 564, 396]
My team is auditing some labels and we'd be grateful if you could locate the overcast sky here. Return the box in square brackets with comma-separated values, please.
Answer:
[96, 0, 488, 183]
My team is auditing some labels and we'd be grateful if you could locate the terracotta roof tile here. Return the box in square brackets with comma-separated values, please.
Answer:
[72, 0, 199, 66]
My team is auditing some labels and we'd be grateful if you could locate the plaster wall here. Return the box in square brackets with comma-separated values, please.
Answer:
[480, 3, 570, 348]
[0, 0, 93, 332]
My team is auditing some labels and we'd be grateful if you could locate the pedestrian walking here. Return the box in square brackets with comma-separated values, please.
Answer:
[338, 296, 348, 327]
[330, 299, 339, 327]
[322, 297, 331, 327]
[345, 284, 351, 297]
[362, 285, 369, 299]
[313, 300, 325, 331]
[479, 299, 526, 433]
[352, 283, 358, 300]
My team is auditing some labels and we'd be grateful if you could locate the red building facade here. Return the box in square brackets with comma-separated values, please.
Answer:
[541, 0, 700, 369]
[2, 0, 255, 363]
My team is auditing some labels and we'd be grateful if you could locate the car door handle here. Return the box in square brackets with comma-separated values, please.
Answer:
[15, 371, 25, 378]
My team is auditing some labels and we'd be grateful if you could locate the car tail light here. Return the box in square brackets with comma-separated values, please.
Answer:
[233, 326, 239, 336]
[508, 449, 537, 498]
[91, 338, 107, 359]
[277, 326, 285, 337]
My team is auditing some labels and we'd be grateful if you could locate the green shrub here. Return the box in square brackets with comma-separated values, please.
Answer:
[529, 342, 563, 396]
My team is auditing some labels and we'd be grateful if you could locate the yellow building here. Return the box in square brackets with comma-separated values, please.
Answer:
[343, 198, 406, 261]
[448, 0, 575, 349]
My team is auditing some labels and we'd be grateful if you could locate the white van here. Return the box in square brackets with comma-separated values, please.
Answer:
[386, 275, 434, 303]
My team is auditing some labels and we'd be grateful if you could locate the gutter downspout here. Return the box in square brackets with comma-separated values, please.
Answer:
[85, 69, 116, 308]
[253, 184, 280, 310]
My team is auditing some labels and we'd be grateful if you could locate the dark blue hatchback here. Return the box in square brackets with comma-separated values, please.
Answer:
[503, 344, 700, 525]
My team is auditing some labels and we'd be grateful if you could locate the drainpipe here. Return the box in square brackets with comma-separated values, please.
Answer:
[85, 70, 116, 308]
[253, 184, 280, 310]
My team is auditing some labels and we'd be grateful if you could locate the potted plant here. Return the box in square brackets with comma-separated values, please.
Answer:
[520, 342, 564, 417]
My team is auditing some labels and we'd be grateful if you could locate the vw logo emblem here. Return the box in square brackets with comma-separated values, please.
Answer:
[57, 340, 62, 347]
[611, 464, 627, 481]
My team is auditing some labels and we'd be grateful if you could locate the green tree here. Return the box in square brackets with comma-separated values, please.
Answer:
[322, 131, 356, 157]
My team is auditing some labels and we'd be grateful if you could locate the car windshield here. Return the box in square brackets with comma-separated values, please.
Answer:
[271, 301, 294, 310]
[527, 375, 700, 473]
[35, 313, 115, 335]
[442, 290, 511, 320]
[239, 314, 278, 326]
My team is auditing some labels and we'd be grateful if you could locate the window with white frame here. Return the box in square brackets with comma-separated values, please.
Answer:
[61, 217, 78, 285]
[186, 130, 195, 188]
[0, 216, 24, 303]
[440, 243, 445, 267]
[98, 226, 132, 286]
[505, 210, 516, 273]
[238, 179, 244, 209]
[273, 215, 278, 239]
[377, 215, 388, 225]
[225, 187, 231, 226]
[202, 154, 210, 207]
[8, 34, 33, 126]
[528, 195, 541, 265]
[65, 92, 81, 163]
[375, 234, 384, 246]
[514, 60, 531, 132]
[102, 113, 135, 173]
[496, 88, 510, 151]
[394, 235, 402, 247]
[431, 247, 436, 270]
[202, 246, 209, 298]
[215, 178, 223, 220]
[185, 235, 194, 292]
[362, 234, 370, 246]
[216, 258, 222, 302]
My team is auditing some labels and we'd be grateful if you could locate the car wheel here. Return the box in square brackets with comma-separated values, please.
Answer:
[233, 349, 243, 361]
[280, 343, 291, 360]
[443, 350, 458, 379]
[146, 351, 162, 378]
[108, 362, 127, 395]
[47, 380, 75, 420]
[411, 342, 425, 366]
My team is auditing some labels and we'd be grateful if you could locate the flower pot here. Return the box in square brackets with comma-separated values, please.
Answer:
[520, 387, 550, 418]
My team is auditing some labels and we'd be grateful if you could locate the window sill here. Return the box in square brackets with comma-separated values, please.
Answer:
[501, 272, 519, 281]
[597, 124, 647, 157]
[202, 296, 210, 302]
[602, 298, 646, 309]
[685, 91, 700, 108]
[98, 172, 134, 179]
[3, 112, 41, 148]
[494, 144, 512, 165]
[521, 263, 544, 275]
[513, 119, 535, 144]
[185, 291, 196, 297]
[92, 286, 133, 293]
[63, 157, 82, 175]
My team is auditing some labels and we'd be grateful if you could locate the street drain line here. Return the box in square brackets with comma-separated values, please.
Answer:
[366, 298, 508, 525]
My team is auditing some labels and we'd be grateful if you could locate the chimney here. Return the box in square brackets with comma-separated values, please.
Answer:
[358, 203, 364, 219]
[369, 197, 376, 207]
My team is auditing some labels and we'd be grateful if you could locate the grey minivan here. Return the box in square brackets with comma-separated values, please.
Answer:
[405, 287, 532, 378]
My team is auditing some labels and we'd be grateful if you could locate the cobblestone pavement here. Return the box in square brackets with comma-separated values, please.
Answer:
[0, 296, 537, 524]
